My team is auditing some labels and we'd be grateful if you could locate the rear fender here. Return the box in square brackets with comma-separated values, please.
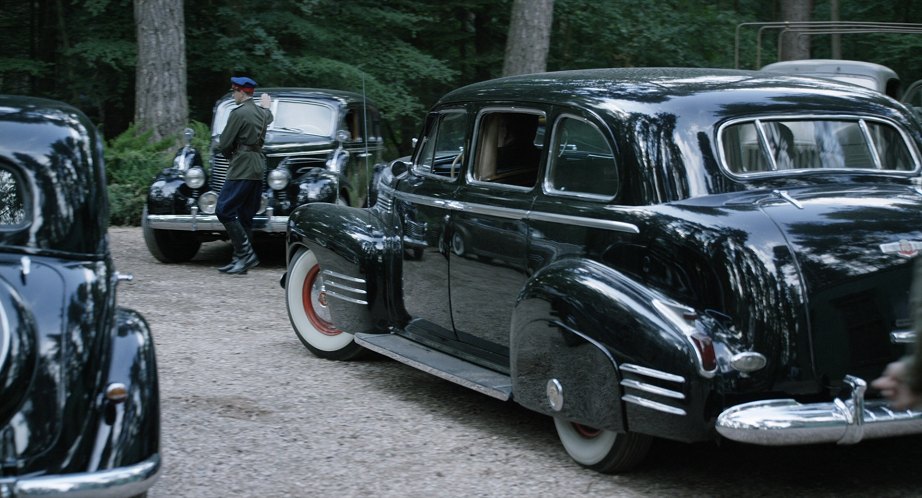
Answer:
[511, 258, 711, 439]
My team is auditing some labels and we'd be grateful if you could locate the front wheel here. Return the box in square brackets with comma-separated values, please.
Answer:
[141, 205, 201, 263]
[553, 417, 652, 473]
[285, 249, 364, 360]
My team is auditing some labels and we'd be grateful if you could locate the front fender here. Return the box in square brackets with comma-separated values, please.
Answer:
[511, 258, 714, 441]
[286, 203, 398, 333]
[146, 172, 190, 214]
[89, 308, 159, 470]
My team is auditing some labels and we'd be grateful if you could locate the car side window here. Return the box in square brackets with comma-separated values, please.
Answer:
[344, 107, 383, 143]
[0, 165, 26, 226]
[546, 115, 618, 198]
[472, 111, 544, 188]
[414, 110, 467, 179]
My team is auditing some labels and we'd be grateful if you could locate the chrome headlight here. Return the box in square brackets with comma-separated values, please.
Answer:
[198, 191, 218, 214]
[184, 166, 206, 189]
[267, 167, 291, 190]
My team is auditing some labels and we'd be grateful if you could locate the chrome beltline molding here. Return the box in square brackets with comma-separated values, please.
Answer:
[393, 191, 640, 234]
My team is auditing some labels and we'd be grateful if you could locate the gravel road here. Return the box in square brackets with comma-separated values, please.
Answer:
[109, 227, 922, 498]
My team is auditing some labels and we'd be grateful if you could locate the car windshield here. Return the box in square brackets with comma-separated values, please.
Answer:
[212, 99, 337, 137]
[719, 117, 918, 176]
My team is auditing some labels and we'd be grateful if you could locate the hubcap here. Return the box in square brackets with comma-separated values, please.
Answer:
[302, 266, 341, 336]
[572, 423, 602, 438]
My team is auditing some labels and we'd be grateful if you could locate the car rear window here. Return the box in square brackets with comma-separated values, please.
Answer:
[719, 117, 918, 176]
[0, 165, 26, 226]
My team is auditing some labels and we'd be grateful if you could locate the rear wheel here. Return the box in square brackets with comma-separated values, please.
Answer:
[553, 417, 652, 473]
[285, 249, 364, 360]
[141, 205, 201, 263]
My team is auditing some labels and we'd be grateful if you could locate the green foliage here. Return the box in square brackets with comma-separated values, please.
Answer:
[104, 121, 210, 225]
[5, 0, 922, 221]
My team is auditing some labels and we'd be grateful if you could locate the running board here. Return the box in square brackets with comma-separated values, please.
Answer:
[354, 333, 513, 401]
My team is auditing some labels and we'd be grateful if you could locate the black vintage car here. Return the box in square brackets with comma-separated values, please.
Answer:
[143, 88, 386, 263]
[282, 68, 922, 472]
[0, 97, 160, 494]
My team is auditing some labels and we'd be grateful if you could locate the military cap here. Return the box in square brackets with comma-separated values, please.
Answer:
[230, 76, 258, 94]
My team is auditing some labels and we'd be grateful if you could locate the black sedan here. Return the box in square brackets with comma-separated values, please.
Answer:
[0, 96, 160, 495]
[282, 68, 922, 472]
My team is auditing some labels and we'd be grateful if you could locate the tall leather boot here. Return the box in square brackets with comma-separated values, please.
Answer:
[221, 220, 259, 275]
[217, 226, 255, 273]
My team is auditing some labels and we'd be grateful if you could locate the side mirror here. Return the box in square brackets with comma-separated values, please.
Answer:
[390, 159, 410, 177]
[336, 129, 351, 143]
[183, 127, 195, 145]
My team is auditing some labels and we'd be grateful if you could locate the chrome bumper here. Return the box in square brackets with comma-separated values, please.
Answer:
[146, 210, 288, 233]
[0, 454, 160, 498]
[716, 375, 922, 446]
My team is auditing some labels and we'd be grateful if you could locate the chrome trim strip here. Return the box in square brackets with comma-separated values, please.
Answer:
[859, 119, 883, 169]
[525, 211, 639, 234]
[620, 363, 686, 383]
[321, 270, 366, 284]
[145, 214, 288, 232]
[2, 453, 161, 498]
[323, 281, 366, 295]
[323, 289, 368, 306]
[891, 330, 916, 344]
[620, 379, 685, 400]
[392, 191, 639, 233]
[623, 394, 687, 416]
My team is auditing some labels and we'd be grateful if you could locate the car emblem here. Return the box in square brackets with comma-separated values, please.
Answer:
[880, 240, 922, 258]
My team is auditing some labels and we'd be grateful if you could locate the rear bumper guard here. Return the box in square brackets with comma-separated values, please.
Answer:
[716, 375, 922, 446]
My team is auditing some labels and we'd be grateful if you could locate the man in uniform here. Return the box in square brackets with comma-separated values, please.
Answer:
[215, 76, 273, 275]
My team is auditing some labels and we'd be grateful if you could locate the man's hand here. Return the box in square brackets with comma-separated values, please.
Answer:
[871, 360, 921, 411]
[259, 93, 272, 109]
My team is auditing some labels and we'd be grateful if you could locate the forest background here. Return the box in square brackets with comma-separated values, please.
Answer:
[2, 0, 921, 224]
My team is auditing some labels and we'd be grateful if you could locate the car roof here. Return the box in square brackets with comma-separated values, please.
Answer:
[435, 67, 903, 121]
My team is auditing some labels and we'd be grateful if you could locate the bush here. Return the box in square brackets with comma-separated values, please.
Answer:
[105, 121, 211, 225]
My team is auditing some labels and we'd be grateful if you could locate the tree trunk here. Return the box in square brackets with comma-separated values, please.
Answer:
[134, 0, 187, 142]
[502, 0, 555, 77]
[779, 0, 812, 61]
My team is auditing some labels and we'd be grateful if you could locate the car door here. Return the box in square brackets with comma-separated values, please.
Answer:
[395, 108, 468, 339]
[448, 108, 545, 358]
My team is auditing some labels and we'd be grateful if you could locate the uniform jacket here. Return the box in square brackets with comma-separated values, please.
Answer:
[216, 97, 273, 180]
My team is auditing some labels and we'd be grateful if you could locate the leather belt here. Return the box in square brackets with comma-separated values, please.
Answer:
[237, 143, 262, 152]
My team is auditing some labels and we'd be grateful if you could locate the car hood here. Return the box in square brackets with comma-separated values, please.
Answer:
[755, 184, 922, 383]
